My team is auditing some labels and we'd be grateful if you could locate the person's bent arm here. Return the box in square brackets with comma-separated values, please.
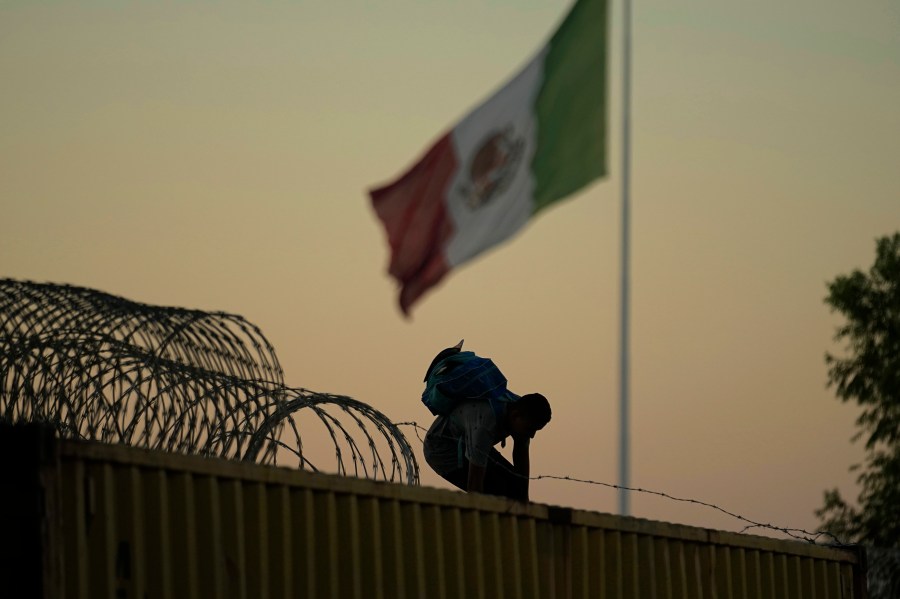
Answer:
[512, 437, 530, 501]
[467, 462, 486, 493]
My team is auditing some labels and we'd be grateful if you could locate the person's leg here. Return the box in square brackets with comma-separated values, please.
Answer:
[426, 449, 526, 500]
[439, 465, 469, 491]
[482, 450, 528, 501]
[423, 431, 468, 491]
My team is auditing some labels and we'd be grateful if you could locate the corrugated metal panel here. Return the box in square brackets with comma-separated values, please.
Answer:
[2, 428, 867, 598]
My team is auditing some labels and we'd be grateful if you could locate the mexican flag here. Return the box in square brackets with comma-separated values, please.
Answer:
[370, 0, 608, 316]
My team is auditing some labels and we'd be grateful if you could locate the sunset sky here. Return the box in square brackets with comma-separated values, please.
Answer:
[3, 0, 899, 538]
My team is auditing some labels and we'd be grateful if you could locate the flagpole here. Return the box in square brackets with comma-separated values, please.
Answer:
[618, 0, 633, 517]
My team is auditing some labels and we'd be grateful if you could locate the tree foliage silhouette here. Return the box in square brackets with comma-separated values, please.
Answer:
[816, 232, 900, 547]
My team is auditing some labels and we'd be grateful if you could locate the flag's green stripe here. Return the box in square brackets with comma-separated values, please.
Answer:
[531, 0, 608, 213]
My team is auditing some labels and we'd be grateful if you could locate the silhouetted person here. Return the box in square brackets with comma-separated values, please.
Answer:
[421, 341, 552, 501]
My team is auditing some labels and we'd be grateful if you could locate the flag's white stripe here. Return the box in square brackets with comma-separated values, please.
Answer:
[445, 49, 547, 268]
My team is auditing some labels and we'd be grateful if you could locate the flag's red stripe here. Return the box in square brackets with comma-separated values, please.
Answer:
[370, 133, 459, 315]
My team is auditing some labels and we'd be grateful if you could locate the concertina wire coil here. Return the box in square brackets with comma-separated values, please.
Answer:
[0, 279, 418, 485]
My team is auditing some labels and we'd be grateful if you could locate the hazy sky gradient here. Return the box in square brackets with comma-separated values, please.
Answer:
[3, 0, 898, 537]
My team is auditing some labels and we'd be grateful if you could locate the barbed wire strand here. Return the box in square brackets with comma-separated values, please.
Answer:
[395, 421, 847, 547]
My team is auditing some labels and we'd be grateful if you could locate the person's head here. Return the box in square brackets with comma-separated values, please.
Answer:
[507, 393, 552, 439]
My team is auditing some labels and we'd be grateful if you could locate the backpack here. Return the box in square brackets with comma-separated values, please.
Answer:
[421, 343, 518, 418]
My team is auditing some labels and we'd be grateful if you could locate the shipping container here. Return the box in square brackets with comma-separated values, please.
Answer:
[2, 424, 867, 598]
